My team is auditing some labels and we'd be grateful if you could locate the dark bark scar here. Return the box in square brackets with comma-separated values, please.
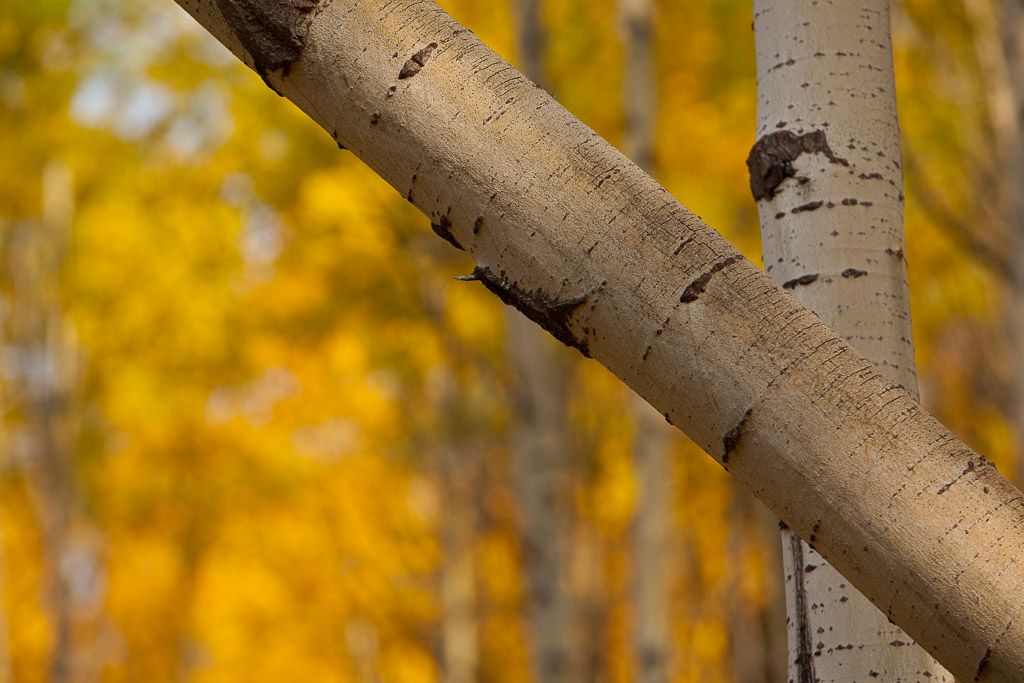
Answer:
[680, 255, 744, 303]
[399, 42, 438, 79]
[722, 408, 753, 465]
[783, 273, 819, 289]
[746, 129, 849, 201]
[457, 266, 591, 356]
[215, 0, 323, 86]
[975, 645, 993, 680]
[841, 268, 867, 278]
[430, 215, 463, 250]
[788, 533, 817, 683]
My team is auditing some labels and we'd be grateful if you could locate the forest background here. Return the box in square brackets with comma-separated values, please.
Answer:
[0, 0, 1017, 681]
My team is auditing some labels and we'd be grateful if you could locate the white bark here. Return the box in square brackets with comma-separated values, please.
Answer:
[750, 1, 951, 680]
[170, 1, 1024, 679]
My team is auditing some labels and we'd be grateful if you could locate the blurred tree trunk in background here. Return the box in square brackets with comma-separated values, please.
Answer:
[435, 376, 480, 683]
[615, 1, 674, 681]
[986, 0, 1024, 487]
[0, 507, 10, 681]
[960, 0, 1024, 488]
[7, 163, 107, 683]
[1004, 0, 1024, 488]
[750, 1, 950, 679]
[508, 2, 580, 680]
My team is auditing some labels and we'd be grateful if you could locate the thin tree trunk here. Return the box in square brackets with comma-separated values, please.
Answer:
[615, 1, 674, 680]
[439, 435, 479, 683]
[8, 162, 107, 683]
[507, 3, 578, 680]
[960, 0, 1024, 488]
[168, 2, 1024, 678]
[0, 514, 11, 683]
[749, 2, 951, 680]
[1005, 0, 1024, 488]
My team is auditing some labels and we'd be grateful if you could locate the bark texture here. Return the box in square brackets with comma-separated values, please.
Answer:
[170, 1, 1024, 679]
[750, 2, 951, 680]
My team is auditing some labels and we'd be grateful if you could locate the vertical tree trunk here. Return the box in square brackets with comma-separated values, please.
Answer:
[9, 163, 107, 683]
[749, 2, 951, 680]
[507, 3, 578, 680]
[440, 447, 479, 683]
[1000, 0, 1024, 487]
[431, 366, 480, 683]
[615, 1, 674, 681]
[0, 515, 11, 683]
[959, 0, 1024, 487]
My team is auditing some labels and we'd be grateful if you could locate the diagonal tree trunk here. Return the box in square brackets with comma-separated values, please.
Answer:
[169, 2, 1024, 678]
[506, 1, 579, 680]
[748, 1, 952, 679]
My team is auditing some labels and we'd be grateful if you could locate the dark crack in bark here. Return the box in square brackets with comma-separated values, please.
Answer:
[430, 215, 463, 250]
[788, 532, 817, 683]
[399, 42, 438, 79]
[458, 266, 590, 356]
[679, 255, 744, 303]
[975, 645, 993, 681]
[722, 408, 753, 465]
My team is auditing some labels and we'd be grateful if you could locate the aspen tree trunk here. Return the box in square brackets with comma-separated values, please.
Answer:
[615, 1, 674, 680]
[439, 422, 479, 683]
[0, 226, 14, 683]
[0, 515, 11, 683]
[999, 0, 1024, 487]
[507, 2, 580, 680]
[9, 163, 107, 683]
[169, 2, 1024, 678]
[418, 280, 481, 683]
[960, 0, 1024, 488]
[749, 2, 952, 680]
[1006, 0, 1024, 488]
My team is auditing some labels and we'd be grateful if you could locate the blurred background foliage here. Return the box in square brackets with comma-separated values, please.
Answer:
[0, 0, 1017, 681]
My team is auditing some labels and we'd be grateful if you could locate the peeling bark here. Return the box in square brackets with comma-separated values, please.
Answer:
[170, 1, 1024, 679]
